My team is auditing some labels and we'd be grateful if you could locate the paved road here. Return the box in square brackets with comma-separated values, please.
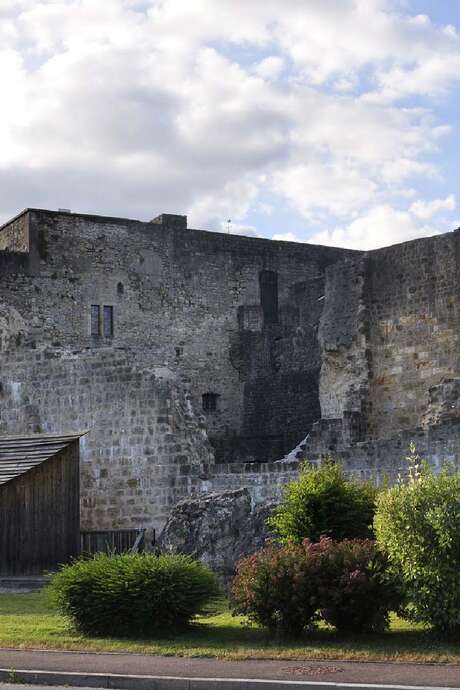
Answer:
[0, 686, 96, 690]
[0, 648, 459, 688]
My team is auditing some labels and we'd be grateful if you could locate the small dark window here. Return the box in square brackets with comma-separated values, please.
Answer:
[259, 270, 278, 325]
[117, 282, 124, 295]
[90, 305, 100, 336]
[202, 392, 219, 413]
[175, 346, 183, 358]
[103, 305, 113, 337]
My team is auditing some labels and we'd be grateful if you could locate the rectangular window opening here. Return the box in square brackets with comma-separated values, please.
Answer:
[259, 270, 278, 325]
[202, 392, 219, 413]
[103, 305, 114, 338]
[90, 305, 100, 337]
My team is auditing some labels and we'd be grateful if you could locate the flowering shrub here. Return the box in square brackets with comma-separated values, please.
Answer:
[268, 460, 377, 544]
[231, 537, 400, 637]
[314, 537, 402, 633]
[231, 543, 321, 637]
[375, 444, 460, 634]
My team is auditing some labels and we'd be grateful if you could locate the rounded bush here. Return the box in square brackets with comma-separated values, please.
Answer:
[314, 537, 402, 633]
[48, 552, 219, 636]
[268, 460, 377, 544]
[375, 455, 460, 634]
[231, 543, 321, 637]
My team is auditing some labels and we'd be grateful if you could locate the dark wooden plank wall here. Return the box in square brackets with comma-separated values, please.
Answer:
[80, 529, 145, 555]
[0, 441, 80, 576]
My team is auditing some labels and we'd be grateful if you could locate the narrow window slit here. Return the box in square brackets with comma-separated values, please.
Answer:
[90, 305, 100, 336]
[202, 393, 219, 413]
[103, 306, 113, 338]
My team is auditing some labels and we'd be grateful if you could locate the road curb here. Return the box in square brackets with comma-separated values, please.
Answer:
[0, 668, 459, 690]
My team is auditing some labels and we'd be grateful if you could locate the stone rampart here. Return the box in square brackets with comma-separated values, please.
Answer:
[2, 207, 460, 534]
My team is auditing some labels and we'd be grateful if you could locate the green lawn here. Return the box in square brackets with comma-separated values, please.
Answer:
[0, 592, 459, 663]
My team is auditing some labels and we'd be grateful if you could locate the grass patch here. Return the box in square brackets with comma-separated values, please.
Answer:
[0, 592, 459, 663]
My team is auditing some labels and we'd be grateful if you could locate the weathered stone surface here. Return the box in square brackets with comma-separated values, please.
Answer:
[0, 304, 26, 353]
[0, 208, 350, 530]
[1, 207, 460, 535]
[318, 256, 369, 444]
[0, 348, 215, 532]
[422, 378, 460, 427]
[158, 489, 276, 580]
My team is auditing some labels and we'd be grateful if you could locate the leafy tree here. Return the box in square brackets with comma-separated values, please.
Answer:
[374, 444, 460, 634]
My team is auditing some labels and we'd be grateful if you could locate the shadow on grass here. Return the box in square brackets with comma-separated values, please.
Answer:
[0, 592, 459, 662]
[0, 591, 48, 616]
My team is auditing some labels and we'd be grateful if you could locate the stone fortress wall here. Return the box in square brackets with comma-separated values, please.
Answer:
[0, 209, 350, 530]
[1, 208, 459, 532]
[306, 230, 460, 481]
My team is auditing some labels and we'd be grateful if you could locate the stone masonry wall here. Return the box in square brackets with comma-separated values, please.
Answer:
[305, 418, 460, 485]
[2, 207, 460, 535]
[303, 228, 460, 480]
[366, 230, 460, 439]
[318, 256, 370, 437]
[0, 209, 352, 465]
[0, 208, 354, 531]
[0, 345, 214, 532]
[201, 459, 300, 504]
[0, 213, 29, 252]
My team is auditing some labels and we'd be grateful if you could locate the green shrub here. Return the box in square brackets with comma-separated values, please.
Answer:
[374, 445, 460, 634]
[231, 543, 321, 637]
[268, 460, 377, 544]
[315, 537, 402, 633]
[48, 552, 219, 636]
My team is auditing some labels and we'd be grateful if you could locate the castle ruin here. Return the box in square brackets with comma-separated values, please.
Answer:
[1, 208, 459, 533]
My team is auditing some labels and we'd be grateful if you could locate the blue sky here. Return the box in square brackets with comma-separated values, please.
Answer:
[1, 0, 460, 249]
[409, 0, 460, 223]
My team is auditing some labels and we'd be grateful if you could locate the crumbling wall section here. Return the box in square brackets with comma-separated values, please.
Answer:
[299, 229, 460, 480]
[318, 256, 370, 426]
[366, 231, 460, 439]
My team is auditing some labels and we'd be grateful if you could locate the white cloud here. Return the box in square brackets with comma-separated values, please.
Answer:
[272, 231, 305, 243]
[253, 56, 285, 80]
[306, 204, 440, 250]
[272, 162, 377, 219]
[381, 158, 437, 184]
[367, 54, 460, 104]
[188, 176, 260, 231]
[410, 195, 456, 220]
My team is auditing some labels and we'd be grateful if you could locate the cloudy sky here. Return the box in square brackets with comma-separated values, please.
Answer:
[1, 0, 460, 249]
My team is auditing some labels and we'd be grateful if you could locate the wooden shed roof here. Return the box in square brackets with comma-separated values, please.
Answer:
[0, 432, 87, 486]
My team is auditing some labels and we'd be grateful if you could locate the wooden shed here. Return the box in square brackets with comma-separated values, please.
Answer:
[0, 432, 83, 576]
